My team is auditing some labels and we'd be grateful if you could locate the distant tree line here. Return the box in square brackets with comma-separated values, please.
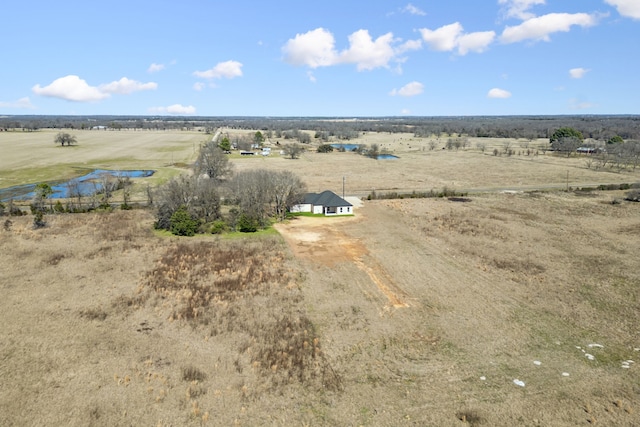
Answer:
[2, 115, 639, 142]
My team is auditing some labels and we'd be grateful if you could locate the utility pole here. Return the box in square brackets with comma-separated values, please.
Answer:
[342, 176, 345, 199]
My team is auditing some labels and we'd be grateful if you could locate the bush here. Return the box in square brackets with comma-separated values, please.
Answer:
[317, 144, 334, 153]
[54, 200, 65, 213]
[33, 210, 46, 228]
[210, 220, 227, 234]
[237, 213, 258, 233]
[170, 206, 199, 236]
[625, 189, 640, 202]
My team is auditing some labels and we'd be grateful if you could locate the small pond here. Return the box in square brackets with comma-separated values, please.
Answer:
[0, 169, 155, 201]
[331, 143, 360, 151]
[376, 154, 399, 160]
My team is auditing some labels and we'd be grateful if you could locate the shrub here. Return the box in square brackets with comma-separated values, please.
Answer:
[210, 220, 227, 234]
[33, 210, 46, 228]
[317, 144, 334, 153]
[625, 189, 640, 202]
[170, 205, 199, 236]
[54, 200, 65, 213]
[237, 213, 258, 233]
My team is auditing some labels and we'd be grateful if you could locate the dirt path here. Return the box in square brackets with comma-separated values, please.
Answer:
[275, 215, 410, 309]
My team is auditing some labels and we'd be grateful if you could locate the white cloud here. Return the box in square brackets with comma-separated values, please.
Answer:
[403, 3, 426, 16]
[32, 75, 109, 102]
[488, 88, 512, 98]
[420, 22, 463, 51]
[500, 13, 598, 43]
[340, 30, 397, 71]
[397, 38, 423, 54]
[390, 81, 424, 97]
[283, 27, 420, 71]
[605, 0, 640, 19]
[193, 82, 206, 91]
[148, 63, 165, 73]
[99, 77, 157, 94]
[569, 67, 589, 79]
[498, 0, 546, 20]
[419, 23, 495, 55]
[193, 60, 243, 79]
[149, 104, 196, 115]
[0, 97, 35, 109]
[401, 109, 412, 115]
[282, 28, 338, 68]
[32, 75, 156, 102]
[458, 31, 497, 54]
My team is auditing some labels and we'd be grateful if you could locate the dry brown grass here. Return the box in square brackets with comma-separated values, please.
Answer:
[2, 129, 640, 425]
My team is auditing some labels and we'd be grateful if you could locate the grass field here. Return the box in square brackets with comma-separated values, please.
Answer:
[0, 129, 205, 190]
[1, 129, 639, 425]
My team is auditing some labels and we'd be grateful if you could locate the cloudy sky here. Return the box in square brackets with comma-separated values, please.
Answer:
[1, 0, 638, 116]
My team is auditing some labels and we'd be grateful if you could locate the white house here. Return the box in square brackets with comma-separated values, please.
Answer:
[291, 190, 353, 216]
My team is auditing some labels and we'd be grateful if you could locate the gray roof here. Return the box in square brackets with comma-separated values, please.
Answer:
[303, 190, 352, 207]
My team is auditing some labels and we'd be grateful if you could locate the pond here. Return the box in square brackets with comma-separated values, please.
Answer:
[0, 169, 155, 201]
[376, 154, 399, 160]
[331, 143, 360, 151]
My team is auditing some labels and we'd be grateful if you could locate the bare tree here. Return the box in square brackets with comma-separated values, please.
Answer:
[194, 141, 232, 180]
[54, 132, 77, 146]
[271, 171, 306, 220]
[230, 169, 306, 225]
[155, 175, 221, 231]
[283, 143, 305, 159]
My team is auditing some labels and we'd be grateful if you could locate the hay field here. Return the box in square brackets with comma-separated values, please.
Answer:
[229, 130, 639, 196]
[0, 129, 205, 189]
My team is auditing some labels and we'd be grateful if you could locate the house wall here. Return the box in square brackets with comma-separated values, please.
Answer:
[312, 205, 324, 214]
[324, 205, 352, 216]
[290, 203, 312, 213]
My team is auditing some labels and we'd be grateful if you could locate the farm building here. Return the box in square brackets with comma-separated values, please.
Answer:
[291, 190, 353, 216]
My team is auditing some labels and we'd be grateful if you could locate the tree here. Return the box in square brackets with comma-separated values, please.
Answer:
[54, 132, 77, 146]
[33, 183, 53, 213]
[169, 206, 198, 236]
[270, 170, 306, 221]
[194, 141, 232, 180]
[155, 175, 221, 232]
[550, 127, 583, 145]
[317, 144, 334, 153]
[253, 131, 265, 145]
[230, 169, 306, 226]
[283, 143, 305, 159]
[218, 137, 231, 152]
[368, 143, 380, 159]
[607, 135, 624, 145]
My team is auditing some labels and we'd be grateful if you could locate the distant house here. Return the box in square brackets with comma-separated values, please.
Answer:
[291, 190, 353, 216]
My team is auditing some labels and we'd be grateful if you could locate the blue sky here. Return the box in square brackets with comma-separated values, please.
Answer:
[1, 0, 638, 116]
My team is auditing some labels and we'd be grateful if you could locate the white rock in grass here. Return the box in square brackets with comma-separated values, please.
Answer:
[480, 376, 486, 381]
[585, 353, 595, 361]
[533, 360, 542, 366]
[588, 343, 604, 348]
[562, 372, 570, 377]
[513, 379, 525, 387]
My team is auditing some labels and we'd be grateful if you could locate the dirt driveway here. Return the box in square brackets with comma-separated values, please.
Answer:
[275, 213, 409, 309]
